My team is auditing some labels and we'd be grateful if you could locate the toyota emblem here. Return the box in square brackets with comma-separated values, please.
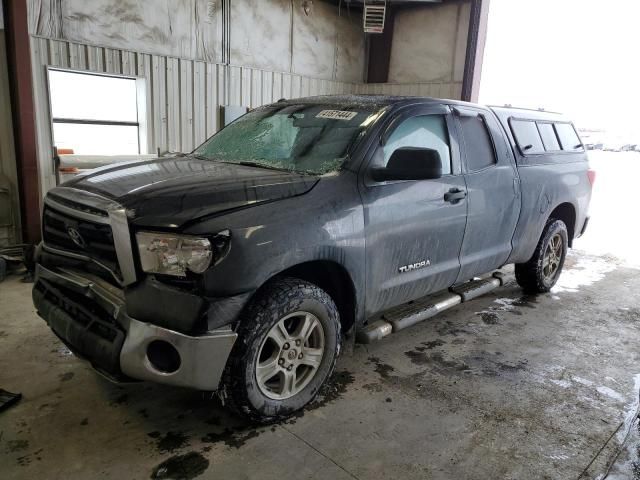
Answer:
[67, 227, 86, 248]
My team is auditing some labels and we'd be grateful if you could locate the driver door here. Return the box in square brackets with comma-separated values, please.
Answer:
[361, 106, 468, 316]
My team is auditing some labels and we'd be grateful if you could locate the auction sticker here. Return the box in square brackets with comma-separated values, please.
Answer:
[316, 110, 358, 121]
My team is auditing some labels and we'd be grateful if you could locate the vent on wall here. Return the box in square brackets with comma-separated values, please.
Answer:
[363, 2, 386, 33]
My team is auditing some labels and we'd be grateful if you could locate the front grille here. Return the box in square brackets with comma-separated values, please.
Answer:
[42, 206, 121, 279]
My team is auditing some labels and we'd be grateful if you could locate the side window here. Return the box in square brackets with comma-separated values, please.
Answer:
[510, 119, 544, 154]
[459, 115, 497, 172]
[382, 115, 452, 175]
[554, 123, 583, 151]
[537, 122, 561, 151]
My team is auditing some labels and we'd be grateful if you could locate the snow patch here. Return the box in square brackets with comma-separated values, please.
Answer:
[552, 255, 617, 293]
[597, 385, 626, 402]
[572, 376, 595, 387]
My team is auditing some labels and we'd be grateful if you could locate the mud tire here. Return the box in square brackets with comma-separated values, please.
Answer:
[515, 219, 568, 294]
[222, 277, 341, 423]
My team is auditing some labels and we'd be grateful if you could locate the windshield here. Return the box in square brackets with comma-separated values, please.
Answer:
[193, 104, 385, 174]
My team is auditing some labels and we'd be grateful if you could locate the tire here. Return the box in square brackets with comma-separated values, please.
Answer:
[515, 219, 568, 293]
[222, 277, 341, 422]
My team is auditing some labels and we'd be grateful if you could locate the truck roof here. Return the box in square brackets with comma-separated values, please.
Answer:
[277, 95, 574, 124]
[489, 105, 571, 123]
[278, 94, 480, 110]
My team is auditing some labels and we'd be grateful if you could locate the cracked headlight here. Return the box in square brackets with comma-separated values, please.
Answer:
[136, 231, 230, 277]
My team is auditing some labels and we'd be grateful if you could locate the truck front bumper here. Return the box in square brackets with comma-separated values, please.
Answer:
[33, 263, 237, 391]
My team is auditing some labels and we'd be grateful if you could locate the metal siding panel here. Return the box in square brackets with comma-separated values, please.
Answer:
[68, 42, 82, 69]
[282, 74, 292, 99]
[180, 59, 194, 152]
[217, 64, 226, 109]
[29, 37, 467, 199]
[250, 69, 261, 108]
[291, 75, 301, 99]
[241, 67, 252, 107]
[86, 45, 104, 71]
[300, 77, 309, 98]
[228, 66, 241, 105]
[166, 57, 180, 152]
[308, 77, 318, 96]
[122, 50, 136, 76]
[262, 70, 273, 105]
[272, 72, 282, 102]
[193, 61, 206, 147]
[137, 53, 154, 153]
[104, 48, 121, 74]
[205, 62, 218, 137]
[152, 55, 168, 154]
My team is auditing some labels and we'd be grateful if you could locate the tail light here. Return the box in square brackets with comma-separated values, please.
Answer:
[587, 169, 596, 186]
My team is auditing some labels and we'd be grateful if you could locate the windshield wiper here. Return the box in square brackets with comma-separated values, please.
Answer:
[238, 161, 294, 172]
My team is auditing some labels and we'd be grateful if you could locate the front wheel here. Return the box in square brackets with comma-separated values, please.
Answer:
[515, 219, 568, 293]
[222, 277, 341, 422]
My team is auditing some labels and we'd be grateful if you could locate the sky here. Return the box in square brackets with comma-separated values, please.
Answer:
[478, 0, 640, 138]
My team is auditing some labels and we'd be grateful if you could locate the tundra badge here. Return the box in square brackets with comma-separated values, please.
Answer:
[399, 260, 430, 273]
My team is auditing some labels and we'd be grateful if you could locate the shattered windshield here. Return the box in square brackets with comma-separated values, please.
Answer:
[193, 104, 385, 175]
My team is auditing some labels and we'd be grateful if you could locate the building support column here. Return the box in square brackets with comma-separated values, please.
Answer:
[4, 0, 41, 243]
[461, 0, 490, 102]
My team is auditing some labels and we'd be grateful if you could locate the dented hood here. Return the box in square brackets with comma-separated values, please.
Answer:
[64, 156, 319, 228]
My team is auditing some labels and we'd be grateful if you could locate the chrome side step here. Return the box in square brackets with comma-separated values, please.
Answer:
[389, 292, 462, 332]
[356, 273, 508, 344]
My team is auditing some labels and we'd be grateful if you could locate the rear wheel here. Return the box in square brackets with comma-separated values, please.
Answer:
[515, 219, 568, 293]
[222, 277, 341, 422]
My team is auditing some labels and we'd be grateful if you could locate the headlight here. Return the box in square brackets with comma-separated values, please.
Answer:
[136, 230, 230, 277]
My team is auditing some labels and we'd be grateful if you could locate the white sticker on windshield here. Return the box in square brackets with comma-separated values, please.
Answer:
[316, 110, 358, 121]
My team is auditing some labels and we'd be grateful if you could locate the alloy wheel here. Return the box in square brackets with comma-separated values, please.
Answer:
[255, 311, 325, 400]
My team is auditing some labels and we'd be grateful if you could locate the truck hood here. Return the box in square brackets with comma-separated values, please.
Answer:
[64, 156, 320, 228]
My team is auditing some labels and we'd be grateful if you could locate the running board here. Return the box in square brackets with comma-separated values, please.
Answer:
[356, 273, 507, 344]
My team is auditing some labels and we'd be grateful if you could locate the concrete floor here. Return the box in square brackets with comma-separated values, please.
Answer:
[2, 151, 640, 480]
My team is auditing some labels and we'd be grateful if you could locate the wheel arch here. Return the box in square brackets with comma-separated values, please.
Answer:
[548, 202, 576, 247]
[258, 260, 358, 334]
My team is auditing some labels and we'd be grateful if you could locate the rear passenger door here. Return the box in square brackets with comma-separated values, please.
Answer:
[453, 106, 520, 283]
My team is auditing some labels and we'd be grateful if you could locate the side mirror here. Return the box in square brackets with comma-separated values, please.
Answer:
[372, 147, 443, 182]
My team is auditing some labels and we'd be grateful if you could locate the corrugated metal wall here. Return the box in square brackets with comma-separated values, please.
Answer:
[356, 81, 463, 99]
[30, 36, 359, 195]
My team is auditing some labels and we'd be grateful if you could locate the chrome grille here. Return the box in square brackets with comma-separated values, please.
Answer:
[43, 206, 121, 278]
[42, 188, 136, 286]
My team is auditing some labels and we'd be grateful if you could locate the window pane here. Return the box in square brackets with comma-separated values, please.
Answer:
[49, 70, 138, 122]
[511, 120, 544, 154]
[555, 123, 583, 151]
[53, 123, 139, 155]
[459, 115, 496, 171]
[537, 122, 561, 151]
[383, 115, 452, 174]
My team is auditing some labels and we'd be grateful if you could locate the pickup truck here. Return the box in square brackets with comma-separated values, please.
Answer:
[33, 95, 593, 421]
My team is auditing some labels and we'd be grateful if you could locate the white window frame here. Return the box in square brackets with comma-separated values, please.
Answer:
[46, 67, 148, 155]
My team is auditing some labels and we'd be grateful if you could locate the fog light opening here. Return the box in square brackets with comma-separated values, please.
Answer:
[147, 340, 181, 374]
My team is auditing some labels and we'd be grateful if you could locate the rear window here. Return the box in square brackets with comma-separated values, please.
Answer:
[510, 120, 544, 154]
[554, 123, 583, 151]
[459, 115, 497, 172]
[537, 122, 561, 151]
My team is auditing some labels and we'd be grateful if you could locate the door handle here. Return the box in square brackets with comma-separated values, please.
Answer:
[444, 188, 467, 204]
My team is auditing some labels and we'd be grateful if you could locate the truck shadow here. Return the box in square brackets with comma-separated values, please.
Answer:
[94, 368, 355, 455]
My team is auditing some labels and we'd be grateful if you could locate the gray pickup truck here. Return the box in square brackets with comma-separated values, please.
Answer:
[33, 95, 593, 421]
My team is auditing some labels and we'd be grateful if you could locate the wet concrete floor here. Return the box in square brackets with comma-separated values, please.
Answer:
[2, 249, 640, 479]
